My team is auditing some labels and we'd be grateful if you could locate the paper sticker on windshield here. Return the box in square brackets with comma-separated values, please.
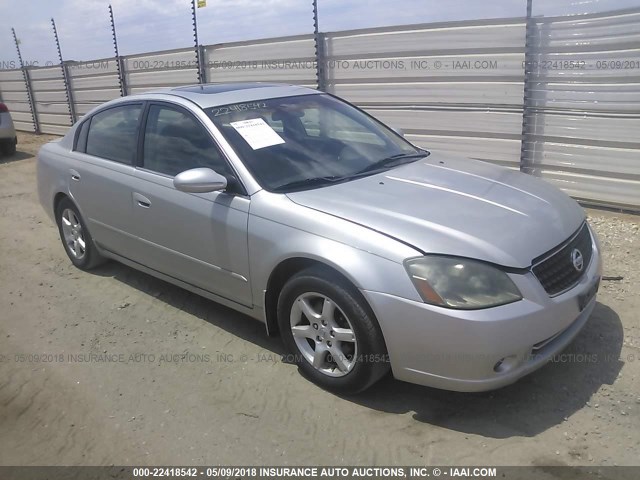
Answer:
[230, 118, 285, 150]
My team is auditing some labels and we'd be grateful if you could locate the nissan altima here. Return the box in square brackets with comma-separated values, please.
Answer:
[37, 83, 602, 393]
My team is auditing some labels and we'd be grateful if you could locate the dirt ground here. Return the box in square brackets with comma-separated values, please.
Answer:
[0, 132, 638, 467]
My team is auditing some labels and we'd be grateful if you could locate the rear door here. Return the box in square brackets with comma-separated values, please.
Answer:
[69, 103, 145, 257]
[129, 102, 252, 307]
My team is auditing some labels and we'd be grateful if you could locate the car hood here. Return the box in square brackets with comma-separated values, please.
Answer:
[286, 154, 585, 268]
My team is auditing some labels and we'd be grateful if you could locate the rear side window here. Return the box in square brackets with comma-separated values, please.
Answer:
[86, 104, 142, 164]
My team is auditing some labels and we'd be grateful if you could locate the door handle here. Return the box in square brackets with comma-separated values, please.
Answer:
[70, 169, 81, 181]
[133, 192, 151, 208]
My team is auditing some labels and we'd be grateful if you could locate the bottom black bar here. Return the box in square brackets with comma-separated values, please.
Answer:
[0, 466, 637, 480]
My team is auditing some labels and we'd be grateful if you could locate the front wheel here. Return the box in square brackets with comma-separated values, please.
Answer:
[277, 266, 390, 394]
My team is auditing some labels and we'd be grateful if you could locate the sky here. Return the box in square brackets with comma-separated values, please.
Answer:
[1, 0, 638, 67]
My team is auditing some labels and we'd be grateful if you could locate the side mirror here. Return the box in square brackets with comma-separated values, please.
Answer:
[173, 168, 227, 193]
[391, 127, 405, 138]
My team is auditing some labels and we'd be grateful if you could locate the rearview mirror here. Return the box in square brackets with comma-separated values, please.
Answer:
[173, 168, 227, 193]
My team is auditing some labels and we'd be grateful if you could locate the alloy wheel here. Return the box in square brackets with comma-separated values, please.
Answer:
[290, 292, 358, 377]
[60, 208, 86, 260]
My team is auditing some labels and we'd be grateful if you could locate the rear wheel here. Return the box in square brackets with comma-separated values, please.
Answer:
[55, 198, 104, 270]
[1, 137, 16, 157]
[277, 266, 389, 394]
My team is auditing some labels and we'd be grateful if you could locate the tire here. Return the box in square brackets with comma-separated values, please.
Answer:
[55, 197, 104, 270]
[1, 138, 17, 157]
[277, 266, 390, 394]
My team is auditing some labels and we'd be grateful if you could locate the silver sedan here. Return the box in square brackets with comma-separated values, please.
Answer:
[37, 83, 602, 393]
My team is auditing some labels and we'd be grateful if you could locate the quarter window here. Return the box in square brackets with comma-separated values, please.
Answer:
[86, 104, 142, 164]
[142, 105, 231, 177]
[74, 119, 91, 152]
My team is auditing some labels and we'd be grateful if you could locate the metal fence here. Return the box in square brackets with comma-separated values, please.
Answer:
[1, 5, 639, 211]
[322, 18, 526, 170]
[523, 8, 640, 210]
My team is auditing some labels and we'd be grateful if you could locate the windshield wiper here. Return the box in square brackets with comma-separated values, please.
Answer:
[273, 151, 430, 192]
[354, 151, 429, 176]
[273, 175, 346, 192]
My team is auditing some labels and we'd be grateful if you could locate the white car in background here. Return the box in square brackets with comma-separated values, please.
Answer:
[0, 102, 17, 157]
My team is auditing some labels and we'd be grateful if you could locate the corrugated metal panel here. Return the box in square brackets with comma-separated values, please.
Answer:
[2, 102, 32, 119]
[13, 121, 36, 131]
[67, 59, 119, 77]
[36, 102, 70, 115]
[325, 18, 526, 172]
[0, 69, 36, 131]
[68, 74, 120, 90]
[73, 88, 121, 103]
[533, 142, 639, 176]
[126, 68, 199, 88]
[0, 11, 637, 209]
[524, 8, 640, 209]
[536, 10, 640, 49]
[327, 54, 523, 81]
[0, 80, 26, 92]
[210, 35, 315, 61]
[542, 170, 640, 209]
[9, 111, 33, 123]
[28, 67, 62, 81]
[39, 124, 72, 136]
[367, 108, 523, 135]
[327, 21, 525, 56]
[407, 134, 522, 167]
[0, 70, 24, 81]
[123, 48, 198, 94]
[334, 82, 524, 106]
[205, 36, 316, 85]
[207, 65, 314, 83]
[67, 57, 121, 116]
[529, 82, 640, 112]
[30, 90, 69, 103]
[29, 65, 71, 133]
[1, 91, 29, 102]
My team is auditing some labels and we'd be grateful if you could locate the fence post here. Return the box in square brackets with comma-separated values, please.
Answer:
[11, 27, 39, 134]
[199, 45, 207, 84]
[519, 0, 534, 174]
[51, 18, 76, 125]
[191, 0, 205, 84]
[109, 4, 127, 97]
[312, 0, 326, 91]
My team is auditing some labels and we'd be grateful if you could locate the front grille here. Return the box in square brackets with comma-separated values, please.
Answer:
[532, 223, 593, 296]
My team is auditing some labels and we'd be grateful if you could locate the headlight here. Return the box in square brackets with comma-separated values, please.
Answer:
[404, 256, 522, 309]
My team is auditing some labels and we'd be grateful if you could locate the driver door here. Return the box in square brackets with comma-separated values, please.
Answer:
[130, 102, 252, 307]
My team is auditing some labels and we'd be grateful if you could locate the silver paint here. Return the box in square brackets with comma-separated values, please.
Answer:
[37, 83, 602, 392]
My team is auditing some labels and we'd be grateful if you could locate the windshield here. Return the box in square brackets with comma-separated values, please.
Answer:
[206, 94, 424, 192]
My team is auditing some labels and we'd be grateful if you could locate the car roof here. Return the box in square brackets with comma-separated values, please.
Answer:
[145, 82, 320, 108]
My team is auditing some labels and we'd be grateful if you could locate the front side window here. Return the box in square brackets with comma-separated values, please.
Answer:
[86, 104, 142, 164]
[206, 94, 424, 192]
[142, 104, 231, 178]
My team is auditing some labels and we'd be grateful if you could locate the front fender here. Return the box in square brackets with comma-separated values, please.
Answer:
[248, 191, 423, 309]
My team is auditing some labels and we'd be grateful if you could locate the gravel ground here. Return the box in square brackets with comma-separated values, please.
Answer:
[0, 132, 638, 466]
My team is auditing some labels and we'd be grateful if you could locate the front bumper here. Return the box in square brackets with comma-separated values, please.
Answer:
[0, 128, 16, 141]
[362, 227, 603, 392]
